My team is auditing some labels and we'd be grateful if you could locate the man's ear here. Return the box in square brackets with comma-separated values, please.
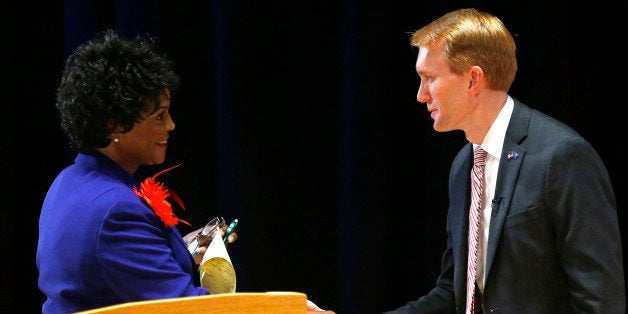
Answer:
[467, 66, 484, 92]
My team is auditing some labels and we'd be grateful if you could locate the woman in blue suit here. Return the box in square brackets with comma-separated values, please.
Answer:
[36, 30, 229, 313]
[37, 30, 328, 314]
[384, 8, 625, 313]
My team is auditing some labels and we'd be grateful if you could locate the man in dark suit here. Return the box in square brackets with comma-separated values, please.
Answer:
[384, 8, 625, 313]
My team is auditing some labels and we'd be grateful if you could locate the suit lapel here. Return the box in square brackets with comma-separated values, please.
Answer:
[448, 143, 475, 306]
[484, 100, 530, 282]
[451, 144, 474, 261]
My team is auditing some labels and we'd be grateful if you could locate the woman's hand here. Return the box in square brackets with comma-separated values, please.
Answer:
[183, 227, 203, 246]
[184, 227, 238, 265]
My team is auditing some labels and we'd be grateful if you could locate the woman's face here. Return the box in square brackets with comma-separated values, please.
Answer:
[112, 90, 175, 174]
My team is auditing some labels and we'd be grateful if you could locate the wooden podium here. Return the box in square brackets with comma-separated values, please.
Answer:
[75, 291, 334, 314]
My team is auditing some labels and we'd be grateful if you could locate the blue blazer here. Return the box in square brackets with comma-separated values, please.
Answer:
[37, 151, 209, 314]
[385, 99, 625, 313]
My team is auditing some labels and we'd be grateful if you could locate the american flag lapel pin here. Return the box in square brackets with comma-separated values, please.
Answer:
[507, 151, 519, 160]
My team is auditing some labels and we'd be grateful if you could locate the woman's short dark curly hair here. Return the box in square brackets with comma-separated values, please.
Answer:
[56, 29, 180, 152]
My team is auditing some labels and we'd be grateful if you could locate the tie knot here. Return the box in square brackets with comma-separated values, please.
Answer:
[474, 147, 487, 166]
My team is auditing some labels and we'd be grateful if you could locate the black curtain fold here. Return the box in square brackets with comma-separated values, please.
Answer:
[336, 1, 390, 313]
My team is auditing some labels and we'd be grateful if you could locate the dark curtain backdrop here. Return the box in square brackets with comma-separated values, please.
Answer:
[5, 1, 626, 313]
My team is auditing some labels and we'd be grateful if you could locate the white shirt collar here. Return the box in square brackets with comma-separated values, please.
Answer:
[474, 95, 514, 160]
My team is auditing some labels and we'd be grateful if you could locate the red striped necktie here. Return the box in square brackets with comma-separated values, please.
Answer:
[466, 146, 487, 314]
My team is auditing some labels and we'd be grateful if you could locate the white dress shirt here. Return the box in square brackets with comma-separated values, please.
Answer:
[473, 95, 514, 293]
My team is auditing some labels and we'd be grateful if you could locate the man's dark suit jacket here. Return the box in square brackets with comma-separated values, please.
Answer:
[385, 99, 625, 313]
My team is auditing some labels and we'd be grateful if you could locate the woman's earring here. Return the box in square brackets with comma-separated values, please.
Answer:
[113, 137, 119, 143]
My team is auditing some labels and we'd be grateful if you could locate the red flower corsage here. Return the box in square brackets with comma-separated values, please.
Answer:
[134, 164, 191, 228]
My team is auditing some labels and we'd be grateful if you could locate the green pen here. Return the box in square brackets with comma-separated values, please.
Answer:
[223, 219, 238, 243]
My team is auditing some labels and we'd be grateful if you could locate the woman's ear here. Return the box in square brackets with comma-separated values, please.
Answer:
[104, 122, 125, 146]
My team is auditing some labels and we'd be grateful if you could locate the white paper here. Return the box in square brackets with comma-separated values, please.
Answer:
[199, 233, 236, 294]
